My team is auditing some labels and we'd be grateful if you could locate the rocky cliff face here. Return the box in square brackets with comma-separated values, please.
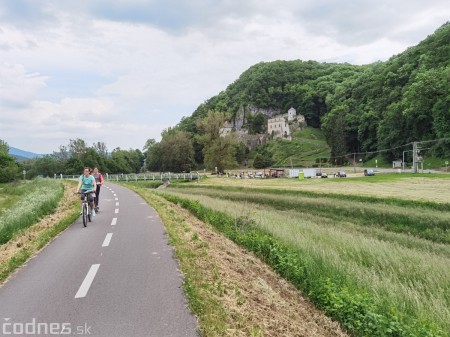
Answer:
[231, 105, 282, 131]
[246, 105, 281, 118]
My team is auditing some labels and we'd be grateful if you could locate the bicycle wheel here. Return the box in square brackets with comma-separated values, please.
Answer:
[88, 206, 92, 222]
[82, 203, 88, 227]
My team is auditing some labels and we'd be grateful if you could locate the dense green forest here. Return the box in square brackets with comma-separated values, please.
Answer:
[167, 22, 449, 168]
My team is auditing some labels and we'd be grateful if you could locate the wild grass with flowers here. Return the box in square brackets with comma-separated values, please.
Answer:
[0, 179, 64, 244]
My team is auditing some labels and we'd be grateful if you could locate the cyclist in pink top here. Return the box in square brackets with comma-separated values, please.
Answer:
[92, 167, 104, 212]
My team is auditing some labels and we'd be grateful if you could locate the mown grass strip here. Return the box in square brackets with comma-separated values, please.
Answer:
[170, 186, 450, 244]
[158, 192, 447, 337]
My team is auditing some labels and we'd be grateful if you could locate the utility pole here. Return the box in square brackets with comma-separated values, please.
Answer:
[412, 141, 418, 173]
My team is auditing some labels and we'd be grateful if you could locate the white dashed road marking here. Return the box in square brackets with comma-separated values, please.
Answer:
[75, 264, 100, 299]
[111, 218, 117, 226]
[102, 233, 113, 247]
[115, 209, 119, 214]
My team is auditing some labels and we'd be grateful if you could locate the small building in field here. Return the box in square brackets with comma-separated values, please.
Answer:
[268, 168, 285, 178]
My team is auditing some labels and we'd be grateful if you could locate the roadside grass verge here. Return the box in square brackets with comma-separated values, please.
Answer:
[0, 179, 65, 245]
[156, 187, 449, 337]
[0, 181, 79, 283]
[0, 181, 37, 216]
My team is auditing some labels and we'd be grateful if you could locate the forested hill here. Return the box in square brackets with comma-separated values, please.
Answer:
[178, 22, 450, 162]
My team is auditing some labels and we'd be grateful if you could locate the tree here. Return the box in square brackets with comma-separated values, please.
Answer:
[143, 138, 156, 152]
[321, 105, 349, 164]
[68, 139, 87, 160]
[0, 140, 20, 182]
[235, 142, 247, 165]
[159, 129, 194, 172]
[146, 142, 163, 172]
[196, 111, 237, 173]
[246, 112, 266, 134]
[253, 153, 266, 169]
[93, 142, 108, 158]
[24, 155, 63, 178]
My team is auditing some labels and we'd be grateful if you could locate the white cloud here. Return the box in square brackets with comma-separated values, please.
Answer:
[0, 0, 449, 153]
[0, 62, 47, 108]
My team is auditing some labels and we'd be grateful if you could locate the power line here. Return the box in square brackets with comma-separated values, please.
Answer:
[329, 137, 450, 161]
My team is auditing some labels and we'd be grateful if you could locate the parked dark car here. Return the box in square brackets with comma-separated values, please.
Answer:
[321, 173, 328, 178]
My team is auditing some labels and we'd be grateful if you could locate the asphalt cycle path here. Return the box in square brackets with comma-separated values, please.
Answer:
[0, 183, 198, 337]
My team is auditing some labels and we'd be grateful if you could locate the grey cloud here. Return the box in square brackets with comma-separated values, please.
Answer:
[292, 0, 449, 46]
[0, 0, 56, 27]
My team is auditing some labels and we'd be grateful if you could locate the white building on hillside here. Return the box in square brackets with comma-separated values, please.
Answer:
[287, 107, 296, 121]
[268, 116, 291, 140]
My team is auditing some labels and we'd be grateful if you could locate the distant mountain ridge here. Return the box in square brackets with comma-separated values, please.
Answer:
[9, 147, 44, 161]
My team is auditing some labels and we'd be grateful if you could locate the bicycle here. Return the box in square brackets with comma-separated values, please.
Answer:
[76, 190, 96, 227]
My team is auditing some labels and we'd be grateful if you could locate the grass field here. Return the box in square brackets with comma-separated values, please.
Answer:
[0, 179, 64, 244]
[0, 180, 79, 283]
[155, 174, 450, 336]
[257, 127, 331, 167]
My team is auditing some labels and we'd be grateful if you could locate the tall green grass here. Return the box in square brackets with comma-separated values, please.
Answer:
[0, 179, 64, 244]
[169, 186, 450, 243]
[157, 186, 449, 337]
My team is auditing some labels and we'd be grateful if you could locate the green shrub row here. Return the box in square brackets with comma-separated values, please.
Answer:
[160, 192, 446, 337]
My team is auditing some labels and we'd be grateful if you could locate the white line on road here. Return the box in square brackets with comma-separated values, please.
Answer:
[115, 208, 119, 214]
[111, 217, 117, 226]
[115, 198, 118, 201]
[75, 264, 100, 299]
[116, 202, 119, 206]
[113, 194, 117, 197]
[102, 233, 113, 247]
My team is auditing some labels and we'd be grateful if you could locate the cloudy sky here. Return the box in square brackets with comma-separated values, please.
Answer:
[1, 0, 449, 154]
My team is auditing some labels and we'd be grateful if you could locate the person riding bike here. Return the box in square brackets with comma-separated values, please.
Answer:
[76, 167, 97, 217]
[92, 167, 104, 212]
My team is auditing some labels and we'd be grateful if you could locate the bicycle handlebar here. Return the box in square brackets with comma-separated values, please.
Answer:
[75, 190, 96, 194]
